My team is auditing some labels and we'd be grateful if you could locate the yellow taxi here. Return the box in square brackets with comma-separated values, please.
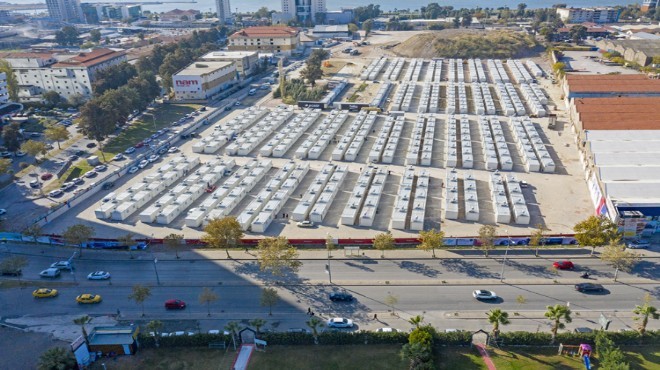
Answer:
[32, 288, 59, 298]
[76, 294, 102, 304]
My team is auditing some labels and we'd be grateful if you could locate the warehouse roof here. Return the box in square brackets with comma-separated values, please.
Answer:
[175, 61, 234, 76]
[598, 166, 660, 182]
[593, 152, 660, 166]
[578, 112, 660, 130]
[603, 39, 660, 55]
[230, 26, 299, 38]
[588, 140, 660, 153]
[584, 130, 660, 141]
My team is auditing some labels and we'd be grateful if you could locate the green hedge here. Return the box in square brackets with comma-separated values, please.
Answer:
[139, 333, 232, 349]
[500, 331, 660, 346]
[260, 332, 315, 345]
[434, 331, 473, 346]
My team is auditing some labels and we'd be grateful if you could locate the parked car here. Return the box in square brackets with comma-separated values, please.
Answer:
[32, 288, 58, 298]
[168, 147, 179, 153]
[50, 261, 72, 270]
[112, 154, 125, 161]
[224, 106, 232, 111]
[553, 261, 574, 270]
[40, 173, 53, 181]
[0, 209, 6, 216]
[86, 142, 96, 148]
[134, 142, 145, 148]
[1, 265, 20, 276]
[15, 151, 26, 157]
[39, 268, 61, 278]
[376, 327, 399, 333]
[297, 220, 314, 228]
[48, 189, 63, 197]
[148, 154, 159, 163]
[128, 166, 139, 174]
[575, 283, 605, 293]
[61, 182, 75, 191]
[101, 182, 114, 190]
[87, 271, 111, 280]
[0, 151, 11, 158]
[627, 239, 650, 249]
[124, 147, 136, 154]
[76, 294, 102, 304]
[29, 180, 41, 188]
[472, 290, 498, 300]
[327, 317, 354, 328]
[94, 164, 107, 172]
[84, 170, 97, 178]
[72, 177, 84, 185]
[138, 160, 149, 169]
[164, 299, 186, 310]
[329, 292, 354, 302]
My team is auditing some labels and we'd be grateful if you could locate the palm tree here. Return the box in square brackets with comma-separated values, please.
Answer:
[633, 293, 659, 335]
[73, 315, 92, 343]
[486, 309, 510, 339]
[545, 304, 572, 343]
[306, 316, 324, 344]
[408, 315, 424, 329]
[249, 318, 267, 335]
[225, 321, 241, 349]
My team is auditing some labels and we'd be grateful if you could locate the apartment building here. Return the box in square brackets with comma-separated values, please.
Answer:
[556, 7, 621, 23]
[199, 50, 259, 78]
[46, 0, 83, 23]
[281, 0, 326, 23]
[228, 26, 300, 56]
[216, 0, 232, 25]
[173, 61, 237, 100]
[642, 0, 658, 12]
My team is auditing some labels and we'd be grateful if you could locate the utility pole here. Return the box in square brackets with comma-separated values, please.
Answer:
[500, 230, 512, 282]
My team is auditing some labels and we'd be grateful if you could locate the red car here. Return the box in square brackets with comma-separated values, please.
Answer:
[40, 173, 53, 181]
[164, 299, 186, 310]
[553, 261, 574, 270]
[134, 141, 145, 148]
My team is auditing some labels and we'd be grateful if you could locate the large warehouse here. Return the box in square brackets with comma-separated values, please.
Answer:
[566, 74, 660, 236]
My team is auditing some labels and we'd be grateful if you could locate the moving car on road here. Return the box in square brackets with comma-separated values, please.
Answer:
[575, 283, 604, 293]
[165, 299, 186, 310]
[33, 288, 58, 298]
[472, 290, 498, 300]
[329, 292, 354, 302]
[553, 261, 574, 270]
[39, 268, 61, 278]
[327, 317, 354, 328]
[50, 261, 72, 270]
[128, 166, 139, 174]
[87, 271, 111, 280]
[124, 147, 136, 154]
[76, 294, 102, 304]
[627, 240, 650, 249]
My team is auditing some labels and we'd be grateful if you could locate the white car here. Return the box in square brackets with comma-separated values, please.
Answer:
[124, 147, 136, 154]
[84, 170, 97, 178]
[376, 327, 399, 333]
[148, 154, 159, 163]
[627, 240, 651, 249]
[128, 166, 139, 174]
[327, 317, 354, 328]
[87, 271, 111, 280]
[168, 147, 178, 153]
[0, 209, 6, 216]
[94, 165, 107, 172]
[297, 220, 314, 228]
[50, 261, 72, 270]
[72, 177, 84, 185]
[112, 154, 125, 161]
[15, 151, 26, 157]
[48, 189, 64, 197]
[472, 290, 498, 300]
[138, 160, 149, 169]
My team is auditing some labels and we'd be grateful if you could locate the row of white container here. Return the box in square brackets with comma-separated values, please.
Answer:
[237, 160, 309, 232]
[490, 59, 512, 84]
[295, 110, 349, 160]
[260, 109, 321, 157]
[138, 158, 231, 225]
[467, 59, 478, 83]
[515, 117, 556, 173]
[471, 82, 497, 115]
[391, 167, 431, 230]
[444, 168, 460, 219]
[526, 60, 544, 77]
[341, 166, 388, 227]
[292, 163, 348, 223]
[509, 117, 543, 172]
[446, 59, 458, 82]
[225, 105, 294, 156]
[383, 58, 405, 81]
[403, 58, 423, 82]
[490, 171, 512, 223]
[391, 82, 416, 112]
[321, 79, 348, 105]
[464, 171, 480, 221]
[447, 82, 469, 114]
[519, 83, 547, 117]
[424, 59, 443, 83]
[192, 107, 269, 154]
[505, 173, 531, 224]
[331, 110, 377, 161]
[471, 59, 488, 83]
[494, 82, 526, 116]
[478, 116, 514, 171]
[406, 115, 436, 166]
[417, 83, 441, 113]
[361, 56, 388, 80]
[369, 115, 404, 164]
[506, 59, 535, 84]
[95, 155, 200, 221]
[370, 82, 393, 108]
[184, 159, 271, 227]
[446, 115, 474, 169]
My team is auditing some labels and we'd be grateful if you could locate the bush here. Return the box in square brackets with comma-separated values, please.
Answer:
[500, 330, 660, 346]
[499, 331, 553, 345]
[139, 333, 232, 348]
[261, 332, 315, 345]
[434, 331, 473, 346]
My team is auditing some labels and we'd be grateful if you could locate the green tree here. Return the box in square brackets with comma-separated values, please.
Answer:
[0, 256, 28, 283]
[487, 309, 510, 339]
[260, 287, 279, 316]
[199, 287, 219, 316]
[78, 98, 115, 161]
[517, 3, 528, 17]
[573, 215, 620, 255]
[373, 231, 395, 258]
[385, 292, 399, 316]
[128, 284, 152, 317]
[257, 236, 302, 276]
[44, 126, 70, 150]
[362, 19, 373, 36]
[633, 293, 659, 335]
[62, 224, 94, 257]
[42, 90, 62, 108]
[89, 29, 101, 42]
[300, 63, 323, 87]
[595, 331, 630, 370]
[306, 316, 324, 344]
[225, 321, 240, 339]
[145, 320, 164, 347]
[408, 315, 424, 329]
[37, 347, 77, 370]
[2, 122, 21, 152]
[347, 23, 359, 34]
[545, 304, 572, 343]
[67, 93, 86, 108]
[552, 62, 566, 77]
[23, 224, 42, 243]
[0, 60, 18, 100]
[202, 216, 243, 258]
[21, 140, 47, 159]
[570, 25, 587, 43]
[478, 225, 497, 257]
[325, 234, 336, 258]
[72, 315, 92, 343]
[249, 318, 267, 334]
[164, 233, 184, 259]
[254, 7, 272, 18]
[117, 232, 136, 259]
[529, 223, 547, 257]
[400, 325, 434, 369]
[418, 228, 444, 258]
[55, 25, 79, 46]
[600, 243, 640, 281]
[0, 158, 12, 175]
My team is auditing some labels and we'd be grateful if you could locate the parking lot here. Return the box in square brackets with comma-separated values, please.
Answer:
[40, 56, 593, 239]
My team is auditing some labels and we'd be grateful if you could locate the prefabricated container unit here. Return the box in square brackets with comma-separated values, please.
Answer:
[460, 116, 474, 169]
[383, 58, 405, 81]
[139, 203, 163, 223]
[369, 115, 403, 163]
[391, 167, 415, 229]
[489, 117, 514, 171]
[128, 181, 147, 193]
[131, 190, 151, 209]
[446, 82, 456, 114]
[184, 207, 207, 227]
[519, 83, 546, 117]
[420, 116, 436, 166]
[341, 168, 375, 225]
[155, 203, 179, 224]
[261, 110, 321, 157]
[474, 59, 487, 83]
[391, 82, 409, 111]
[507, 59, 534, 84]
[525, 60, 543, 77]
[467, 59, 478, 83]
[447, 59, 456, 82]
[464, 171, 479, 222]
[472, 82, 485, 115]
[494, 83, 515, 116]
[479, 116, 500, 171]
[424, 59, 438, 83]
[490, 171, 511, 224]
[444, 169, 460, 220]
[111, 201, 136, 221]
[358, 169, 387, 227]
[456, 59, 465, 82]
[250, 212, 273, 233]
[506, 83, 526, 116]
[445, 116, 458, 167]
[95, 201, 117, 219]
[530, 84, 547, 104]
[520, 117, 555, 173]
[505, 174, 531, 225]
[193, 107, 269, 154]
[509, 117, 541, 172]
[370, 82, 393, 108]
[226, 106, 293, 156]
[292, 163, 333, 221]
[481, 83, 496, 115]
[321, 79, 347, 106]
[418, 83, 432, 113]
[457, 82, 468, 114]
[381, 117, 404, 164]
[333, 110, 376, 161]
[486, 59, 503, 83]
[361, 56, 386, 80]
[297, 110, 348, 160]
[494, 59, 510, 83]
[410, 170, 430, 231]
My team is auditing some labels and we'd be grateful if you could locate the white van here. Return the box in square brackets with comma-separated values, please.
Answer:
[40, 268, 61, 278]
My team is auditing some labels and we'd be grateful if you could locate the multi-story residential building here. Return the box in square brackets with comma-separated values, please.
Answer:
[81, 3, 141, 24]
[173, 61, 237, 100]
[160, 9, 200, 22]
[1, 48, 127, 102]
[281, 0, 326, 23]
[199, 51, 259, 78]
[46, 0, 83, 23]
[556, 7, 621, 24]
[641, 0, 658, 12]
[216, 0, 232, 25]
[0, 72, 9, 103]
[228, 26, 300, 56]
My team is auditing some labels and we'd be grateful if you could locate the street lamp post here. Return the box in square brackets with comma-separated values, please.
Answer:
[325, 233, 332, 284]
[500, 230, 512, 282]
[153, 258, 160, 285]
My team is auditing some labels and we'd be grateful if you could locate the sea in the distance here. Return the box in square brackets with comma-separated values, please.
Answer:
[13, 0, 641, 15]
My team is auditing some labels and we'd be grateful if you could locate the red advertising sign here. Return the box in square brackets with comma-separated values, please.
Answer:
[175, 80, 199, 86]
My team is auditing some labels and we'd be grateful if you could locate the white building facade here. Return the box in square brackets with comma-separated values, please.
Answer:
[281, 0, 326, 23]
[200, 51, 259, 78]
[228, 26, 300, 56]
[556, 7, 621, 23]
[46, 0, 83, 23]
[0, 72, 9, 103]
[173, 61, 237, 101]
[216, 0, 232, 25]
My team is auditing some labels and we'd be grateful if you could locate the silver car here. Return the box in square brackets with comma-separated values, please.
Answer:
[327, 317, 354, 328]
[87, 271, 111, 280]
[472, 290, 498, 300]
